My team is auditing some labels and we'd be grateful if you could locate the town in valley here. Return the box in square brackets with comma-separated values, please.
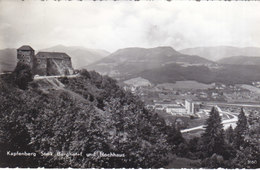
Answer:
[121, 77, 260, 138]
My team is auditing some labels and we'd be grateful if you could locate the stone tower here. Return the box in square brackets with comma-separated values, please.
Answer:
[17, 45, 35, 68]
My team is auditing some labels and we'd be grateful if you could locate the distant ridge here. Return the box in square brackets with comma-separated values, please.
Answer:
[180, 46, 260, 61]
[0, 48, 16, 72]
[218, 56, 260, 66]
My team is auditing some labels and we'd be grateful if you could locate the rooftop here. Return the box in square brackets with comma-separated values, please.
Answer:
[36, 52, 71, 59]
[17, 45, 34, 51]
[167, 105, 185, 109]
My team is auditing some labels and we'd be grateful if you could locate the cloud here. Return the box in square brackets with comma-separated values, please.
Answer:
[0, 1, 260, 52]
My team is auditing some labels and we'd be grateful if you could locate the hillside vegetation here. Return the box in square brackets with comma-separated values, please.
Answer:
[218, 56, 260, 66]
[131, 63, 260, 85]
[1, 64, 260, 168]
[0, 70, 183, 168]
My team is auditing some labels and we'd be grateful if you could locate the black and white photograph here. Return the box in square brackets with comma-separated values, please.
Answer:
[1, 0, 260, 168]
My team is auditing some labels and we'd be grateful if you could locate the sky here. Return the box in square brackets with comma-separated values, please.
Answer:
[0, 0, 260, 52]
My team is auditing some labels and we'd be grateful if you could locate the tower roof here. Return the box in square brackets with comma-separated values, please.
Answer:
[17, 45, 34, 51]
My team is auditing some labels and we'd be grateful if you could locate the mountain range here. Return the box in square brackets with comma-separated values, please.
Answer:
[87, 46, 260, 85]
[2, 45, 260, 85]
[86, 46, 214, 78]
[179, 46, 260, 61]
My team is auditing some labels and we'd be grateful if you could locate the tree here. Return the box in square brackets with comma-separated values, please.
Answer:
[0, 119, 37, 167]
[225, 125, 234, 144]
[12, 62, 33, 90]
[80, 69, 90, 79]
[201, 107, 225, 158]
[201, 153, 225, 168]
[234, 108, 248, 149]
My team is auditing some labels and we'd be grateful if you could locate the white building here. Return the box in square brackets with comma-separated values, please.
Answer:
[166, 106, 187, 116]
[185, 100, 195, 114]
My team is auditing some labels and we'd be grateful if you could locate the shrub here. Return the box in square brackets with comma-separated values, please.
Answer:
[12, 62, 33, 90]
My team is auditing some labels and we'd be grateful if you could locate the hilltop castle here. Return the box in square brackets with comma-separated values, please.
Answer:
[17, 45, 73, 76]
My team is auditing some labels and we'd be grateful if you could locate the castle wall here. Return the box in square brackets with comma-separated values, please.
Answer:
[33, 57, 47, 76]
[17, 46, 74, 76]
[46, 58, 73, 76]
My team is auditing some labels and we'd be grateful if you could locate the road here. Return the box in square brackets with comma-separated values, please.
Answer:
[205, 102, 260, 108]
[181, 110, 238, 133]
[34, 74, 79, 80]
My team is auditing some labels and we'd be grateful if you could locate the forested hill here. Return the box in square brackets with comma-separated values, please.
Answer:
[0, 70, 183, 168]
[129, 63, 260, 85]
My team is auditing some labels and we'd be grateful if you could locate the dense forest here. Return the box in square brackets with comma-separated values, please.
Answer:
[131, 63, 260, 85]
[0, 62, 260, 168]
[0, 63, 183, 168]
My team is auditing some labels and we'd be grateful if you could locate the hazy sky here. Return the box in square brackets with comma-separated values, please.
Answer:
[0, 0, 260, 52]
